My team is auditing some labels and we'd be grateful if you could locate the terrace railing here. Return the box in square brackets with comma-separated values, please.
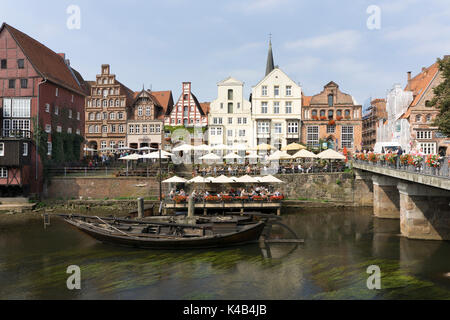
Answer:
[353, 156, 450, 179]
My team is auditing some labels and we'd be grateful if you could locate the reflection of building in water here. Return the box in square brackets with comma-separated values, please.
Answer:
[372, 218, 401, 258]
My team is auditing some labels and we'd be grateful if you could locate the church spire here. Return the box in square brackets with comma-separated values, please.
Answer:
[265, 35, 274, 77]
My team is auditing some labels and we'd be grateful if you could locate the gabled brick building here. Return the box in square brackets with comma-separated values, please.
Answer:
[301, 81, 362, 152]
[0, 23, 88, 196]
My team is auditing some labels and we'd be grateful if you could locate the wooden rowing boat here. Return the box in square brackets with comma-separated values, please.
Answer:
[61, 215, 267, 250]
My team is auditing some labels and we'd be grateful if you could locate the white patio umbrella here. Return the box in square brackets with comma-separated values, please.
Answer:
[267, 151, 293, 161]
[234, 175, 259, 183]
[193, 144, 211, 152]
[230, 144, 247, 151]
[142, 152, 170, 160]
[258, 175, 284, 183]
[119, 154, 142, 160]
[199, 153, 222, 161]
[293, 149, 318, 159]
[162, 176, 188, 183]
[188, 176, 211, 184]
[317, 149, 346, 160]
[223, 152, 242, 160]
[118, 147, 136, 151]
[245, 152, 263, 159]
[172, 144, 194, 152]
[211, 175, 235, 184]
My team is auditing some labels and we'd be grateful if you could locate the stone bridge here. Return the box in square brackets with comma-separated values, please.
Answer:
[353, 160, 450, 241]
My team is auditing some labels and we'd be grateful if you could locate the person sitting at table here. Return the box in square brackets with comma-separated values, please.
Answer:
[179, 189, 186, 197]
[168, 188, 175, 199]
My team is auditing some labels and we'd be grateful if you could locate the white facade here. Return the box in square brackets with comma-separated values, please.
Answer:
[208, 77, 253, 152]
[377, 84, 413, 152]
[251, 68, 302, 149]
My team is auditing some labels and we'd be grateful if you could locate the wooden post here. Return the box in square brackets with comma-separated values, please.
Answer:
[188, 194, 195, 219]
[137, 197, 144, 219]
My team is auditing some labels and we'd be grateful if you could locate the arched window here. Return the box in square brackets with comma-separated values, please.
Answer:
[88, 125, 94, 133]
[109, 100, 114, 107]
[94, 125, 99, 133]
[328, 94, 333, 107]
[416, 115, 421, 122]
[89, 113, 95, 121]
[102, 125, 108, 133]
[426, 114, 432, 122]
[115, 100, 119, 107]
[96, 113, 101, 120]
[345, 110, 351, 118]
[312, 110, 318, 117]
[328, 110, 334, 119]
[97, 100, 101, 107]
[228, 89, 233, 100]
[103, 112, 108, 120]
[336, 110, 342, 117]
[103, 100, 107, 107]
[110, 113, 116, 120]
[320, 110, 326, 117]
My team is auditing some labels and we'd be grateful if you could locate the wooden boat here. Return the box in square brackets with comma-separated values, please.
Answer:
[60, 214, 267, 250]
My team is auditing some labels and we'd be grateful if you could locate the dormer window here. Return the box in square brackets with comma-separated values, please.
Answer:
[228, 89, 233, 100]
[328, 94, 334, 107]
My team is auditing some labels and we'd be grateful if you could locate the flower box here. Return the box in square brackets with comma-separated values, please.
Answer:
[205, 195, 221, 202]
[270, 196, 284, 202]
[173, 196, 187, 204]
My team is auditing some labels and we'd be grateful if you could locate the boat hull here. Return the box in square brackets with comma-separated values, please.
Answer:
[65, 219, 266, 250]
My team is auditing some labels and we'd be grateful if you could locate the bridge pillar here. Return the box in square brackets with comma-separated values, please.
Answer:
[372, 175, 400, 219]
[398, 182, 450, 241]
[353, 169, 373, 206]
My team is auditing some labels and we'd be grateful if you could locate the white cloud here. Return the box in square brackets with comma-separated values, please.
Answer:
[285, 30, 362, 53]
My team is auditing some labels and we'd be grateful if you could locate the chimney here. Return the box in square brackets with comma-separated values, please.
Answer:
[406, 71, 412, 91]
[65, 59, 70, 66]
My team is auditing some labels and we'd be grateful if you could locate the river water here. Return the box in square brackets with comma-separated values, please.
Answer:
[0, 208, 449, 300]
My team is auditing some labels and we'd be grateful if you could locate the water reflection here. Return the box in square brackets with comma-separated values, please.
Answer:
[0, 209, 449, 300]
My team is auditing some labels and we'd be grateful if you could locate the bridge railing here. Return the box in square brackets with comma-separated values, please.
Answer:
[353, 156, 450, 179]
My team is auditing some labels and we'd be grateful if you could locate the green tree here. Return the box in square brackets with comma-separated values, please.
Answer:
[431, 56, 450, 135]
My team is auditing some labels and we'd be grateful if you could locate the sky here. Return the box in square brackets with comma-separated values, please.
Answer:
[1, 0, 450, 109]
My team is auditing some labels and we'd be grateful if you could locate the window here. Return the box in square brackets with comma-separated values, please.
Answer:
[56, 126, 62, 133]
[135, 125, 140, 134]
[109, 100, 114, 107]
[68, 109, 72, 119]
[285, 102, 292, 114]
[213, 117, 222, 125]
[416, 115, 422, 122]
[0, 143, 4, 156]
[312, 110, 318, 118]
[95, 113, 101, 120]
[228, 89, 233, 100]
[237, 103, 241, 109]
[67, 128, 72, 134]
[274, 102, 280, 114]
[0, 168, 7, 178]
[77, 112, 80, 120]
[45, 124, 51, 133]
[76, 129, 80, 135]
[243, 118, 247, 125]
[118, 141, 125, 149]
[102, 125, 108, 133]
[210, 127, 216, 136]
[47, 142, 52, 156]
[55, 88, 58, 97]
[2, 120, 10, 136]
[327, 125, 336, 133]
[101, 141, 107, 150]
[146, 107, 151, 117]
[142, 125, 148, 134]
[71, 95, 74, 103]
[17, 59, 24, 69]
[115, 100, 119, 107]
[103, 112, 107, 120]
[110, 141, 116, 149]
[55, 106, 59, 116]
[155, 125, 161, 133]
[307, 126, 319, 147]
[262, 86, 268, 96]
[337, 110, 342, 117]
[228, 103, 233, 114]
[287, 122, 298, 134]
[328, 94, 333, 107]
[274, 123, 282, 134]
[1, 59, 6, 69]
[257, 121, 270, 134]
[426, 114, 432, 122]
[119, 125, 124, 133]
[228, 118, 233, 125]
[110, 113, 116, 120]
[220, 103, 224, 109]
[344, 110, 351, 118]
[227, 130, 233, 138]
[20, 79, 28, 88]
[88, 125, 94, 133]
[239, 130, 246, 137]
[416, 131, 432, 140]
[216, 127, 222, 136]
[341, 126, 354, 148]
[138, 107, 143, 116]
[328, 110, 334, 119]
[274, 86, 280, 97]
[286, 86, 292, 96]
[261, 102, 268, 114]
[111, 124, 116, 133]
[129, 125, 135, 134]
[103, 100, 107, 107]
[118, 112, 124, 120]
[9, 79, 15, 89]
[95, 125, 99, 133]
[419, 143, 436, 155]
